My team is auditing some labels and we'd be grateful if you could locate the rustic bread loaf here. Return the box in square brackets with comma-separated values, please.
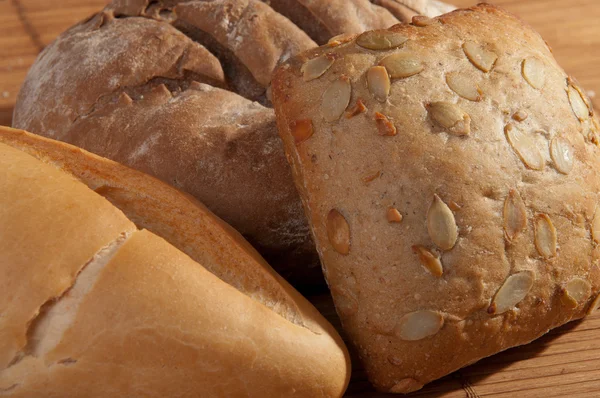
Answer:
[0, 126, 350, 397]
[272, 4, 600, 393]
[13, 0, 452, 288]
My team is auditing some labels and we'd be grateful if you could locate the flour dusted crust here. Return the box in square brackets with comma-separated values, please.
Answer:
[272, 4, 600, 392]
[13, 0, 452, 288]
[12, 6, 318, 286]
[0, 126, 350, 397]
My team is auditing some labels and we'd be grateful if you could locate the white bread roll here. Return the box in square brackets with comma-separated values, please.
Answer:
[0, 126, 350, 397]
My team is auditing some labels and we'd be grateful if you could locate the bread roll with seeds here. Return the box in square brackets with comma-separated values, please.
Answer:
[13, 0, 453, 288]
[272, 3, 600, 392]
[0, 126, 350, 397]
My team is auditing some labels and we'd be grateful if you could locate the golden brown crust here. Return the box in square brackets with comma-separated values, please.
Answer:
[0, 143, 136, 371]
[0, 231, 350, 398]
[0, 127, 350, 396]
[272, 3, 600, 392]
[0, 126, 305, 325]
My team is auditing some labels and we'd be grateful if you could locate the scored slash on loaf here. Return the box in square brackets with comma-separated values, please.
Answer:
[272, 3, 600, 393]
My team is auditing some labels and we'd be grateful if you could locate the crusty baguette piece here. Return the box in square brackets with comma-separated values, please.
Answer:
[0, 140, 136, 371]
[0, 126, 307, 322]
[272, 4, 600, 393]
[13, 0, 453, 289]
[0, 126, 350, 397]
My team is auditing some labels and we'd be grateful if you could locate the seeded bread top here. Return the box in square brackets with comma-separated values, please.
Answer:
[13, 0, 453, 288]
[272, 3, 600, 392]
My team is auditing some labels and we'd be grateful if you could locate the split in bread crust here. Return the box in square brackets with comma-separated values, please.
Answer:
[0, 126, 350, 397]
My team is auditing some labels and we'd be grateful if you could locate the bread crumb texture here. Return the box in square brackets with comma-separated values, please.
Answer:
[272, 3, 600, 393]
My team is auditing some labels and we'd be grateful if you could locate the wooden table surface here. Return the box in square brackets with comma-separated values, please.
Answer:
[2, 0, 600, 397]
